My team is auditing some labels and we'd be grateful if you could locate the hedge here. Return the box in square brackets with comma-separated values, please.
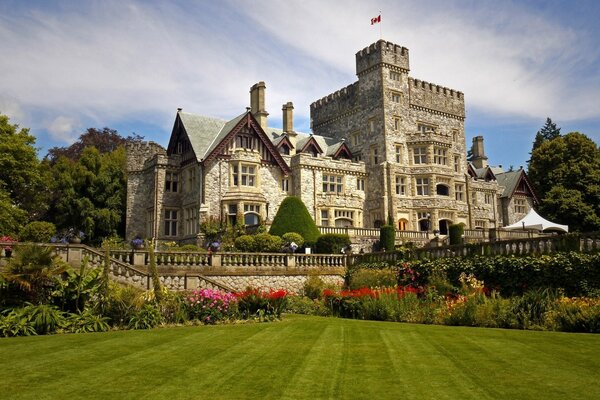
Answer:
[269, 197, 320, 243]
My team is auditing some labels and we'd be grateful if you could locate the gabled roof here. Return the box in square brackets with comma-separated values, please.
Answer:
[495, 169, 539, 202]
[327, 141, 353, 159]
[468, 163, 496, 181]
[298, 135, 324, 155]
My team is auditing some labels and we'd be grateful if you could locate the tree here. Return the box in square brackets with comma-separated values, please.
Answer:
[528, 132, 600, 232]
[48, 146, 127, 242]
[269, 197, 320, 244]
[528, 118, 561, 164]
[0, 114, 49, 224]
[46, 127, 142, 163]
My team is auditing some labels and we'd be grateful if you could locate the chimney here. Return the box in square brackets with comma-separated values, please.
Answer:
[249, 81, 268, 129]
[471, 136, 488, 169]
[282, 102, 297, 155]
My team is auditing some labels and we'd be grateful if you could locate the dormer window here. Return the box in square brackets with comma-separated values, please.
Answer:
[279, 143, 290, 155]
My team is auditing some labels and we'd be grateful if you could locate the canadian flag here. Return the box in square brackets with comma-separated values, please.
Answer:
[371, 15, 381, 25]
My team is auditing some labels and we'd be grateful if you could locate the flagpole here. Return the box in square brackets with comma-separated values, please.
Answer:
[379, 10, 382, 40]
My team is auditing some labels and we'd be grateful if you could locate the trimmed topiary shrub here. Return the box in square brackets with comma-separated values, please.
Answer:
[269, 196, 320, 244]
[235, 235, 255, 252]
[449, 223, 464, 245]
[19, 221, 56, 243]
[379, 225, 395, 251]
[253, 233, 284, 252]
[282, 232, 304, 247]
[315, 233, 351, 254]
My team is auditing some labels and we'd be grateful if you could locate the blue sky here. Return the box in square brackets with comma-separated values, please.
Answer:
[1, 0, 599, 169]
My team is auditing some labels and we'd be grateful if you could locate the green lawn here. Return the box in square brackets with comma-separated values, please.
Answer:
[0, 315, 598, 399]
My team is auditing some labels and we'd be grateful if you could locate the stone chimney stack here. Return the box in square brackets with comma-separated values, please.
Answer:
[471, 136, 488, 169]
[282, 102, 297, 155]
[250, 81, 268, 129]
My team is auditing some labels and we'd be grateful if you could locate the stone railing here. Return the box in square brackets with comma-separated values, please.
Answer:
[348, 232, 600, 265]
[317, 226, 428, 240]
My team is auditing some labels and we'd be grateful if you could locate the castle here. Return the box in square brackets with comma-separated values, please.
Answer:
[126, 40, 537, 244]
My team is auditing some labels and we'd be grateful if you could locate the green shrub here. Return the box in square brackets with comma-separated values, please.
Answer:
[128, 303, 162, 329]
[449, 224, 464, 245]
[104, 283, 143, 327]
[20, 304, 65, 334]
[315, 233, 350, 254]
[252, 233, 283, 252]
[349, 269, 397, 290]
[19, 221, 57, 243]
[545, 298, 600, 333]
[379, 225, 395, 252]
[0, 308, 37, 337]
[100, 236, 129, 250]
[235, 235, 255, 252]
[269, 197, 320, 243]
[159, 291, 189, 324]
[282, 232, 304, 248]
[512, 289, 559, 330]
[303, 275, 326, 300]
[66, 310, 110, 333]
[178, 244, 205, 252]
[285, 296, 331, 316]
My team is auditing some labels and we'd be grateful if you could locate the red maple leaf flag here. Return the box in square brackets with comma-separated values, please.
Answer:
[371, 15, 381, 25]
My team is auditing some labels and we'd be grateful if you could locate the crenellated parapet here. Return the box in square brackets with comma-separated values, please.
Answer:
[356, 39, 409, 76]
[408, 78, 465, 119]
[310, 82, 360, 129]
[126, 141, 166, 173]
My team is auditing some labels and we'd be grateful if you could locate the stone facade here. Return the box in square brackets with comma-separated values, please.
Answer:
[126, 39, 538, 244]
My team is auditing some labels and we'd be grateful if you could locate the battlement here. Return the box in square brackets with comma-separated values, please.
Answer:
[126, 141, 166, 173]
[310, 82, 359, 109]
[408, 78, 463, 99]
[356, 39, 410, 76]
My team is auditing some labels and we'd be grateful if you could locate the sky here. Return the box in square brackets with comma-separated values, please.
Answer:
[1, 0, 599, 169]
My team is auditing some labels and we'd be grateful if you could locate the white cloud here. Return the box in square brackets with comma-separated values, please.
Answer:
[0, 0, 598, 153]
[48, 115, 79, 143]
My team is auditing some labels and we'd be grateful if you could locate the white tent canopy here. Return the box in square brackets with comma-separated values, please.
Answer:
[503, 208, 569, 233]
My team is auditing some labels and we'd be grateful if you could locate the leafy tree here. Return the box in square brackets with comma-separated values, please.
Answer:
[48, 146, 127, 242]
[0, 188, 27, 237]
[528, 118, 561, 164]
[47, 127, 142, 163]
[528, 132, 600, 232]
[0, 114, 49, 224]
[269, 196, 320, 244]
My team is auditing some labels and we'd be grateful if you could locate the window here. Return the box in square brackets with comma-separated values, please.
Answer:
[395, 145, 402, 163]
[436, 184, 449, 196]
[389, 71, 401, 81]
[281, 178, 289, 192]
[452, 130, 459, 142]
[351, 131, 361, 146]
[184, 207, 198, 235]
[398, 219, 408, 231]
[471, 191, 478, 205]
[455, 184, 464, 201]
[475, 220, 486, 230]
[413, 147, 427, 164]
[322, 174, 343, 193]
[454, 155, 461, 173]
[164, 209, 178, 237]
[417, 123, 436, 134]
[227, 203, 238, 225]
[235, 135, 254, 150]
[434, 148, 447, 165]
[186, 168, 196, 193]
[334, 210, 354, 227]
[146, 209, 154, 238]
[485, 193, 493, 205]
[279, 143, 290, 155]
[514, 198, 527, 214]
[371, 146, 379, 164]
[357, 178, 365, 191]
[391, 92, 402, 103]
[369, 119, 375, 133]
[232, 163, 256, 187]
[416, 178, 429, 196]
[394, 117, 401, 130]
[165, 172, 178, 192]
[395, 176, 406, 196]
[243, 204, 260, 225]
[321, 209, 329, 226]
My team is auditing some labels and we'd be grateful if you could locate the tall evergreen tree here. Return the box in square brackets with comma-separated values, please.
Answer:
[528, 118, 561, 164]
